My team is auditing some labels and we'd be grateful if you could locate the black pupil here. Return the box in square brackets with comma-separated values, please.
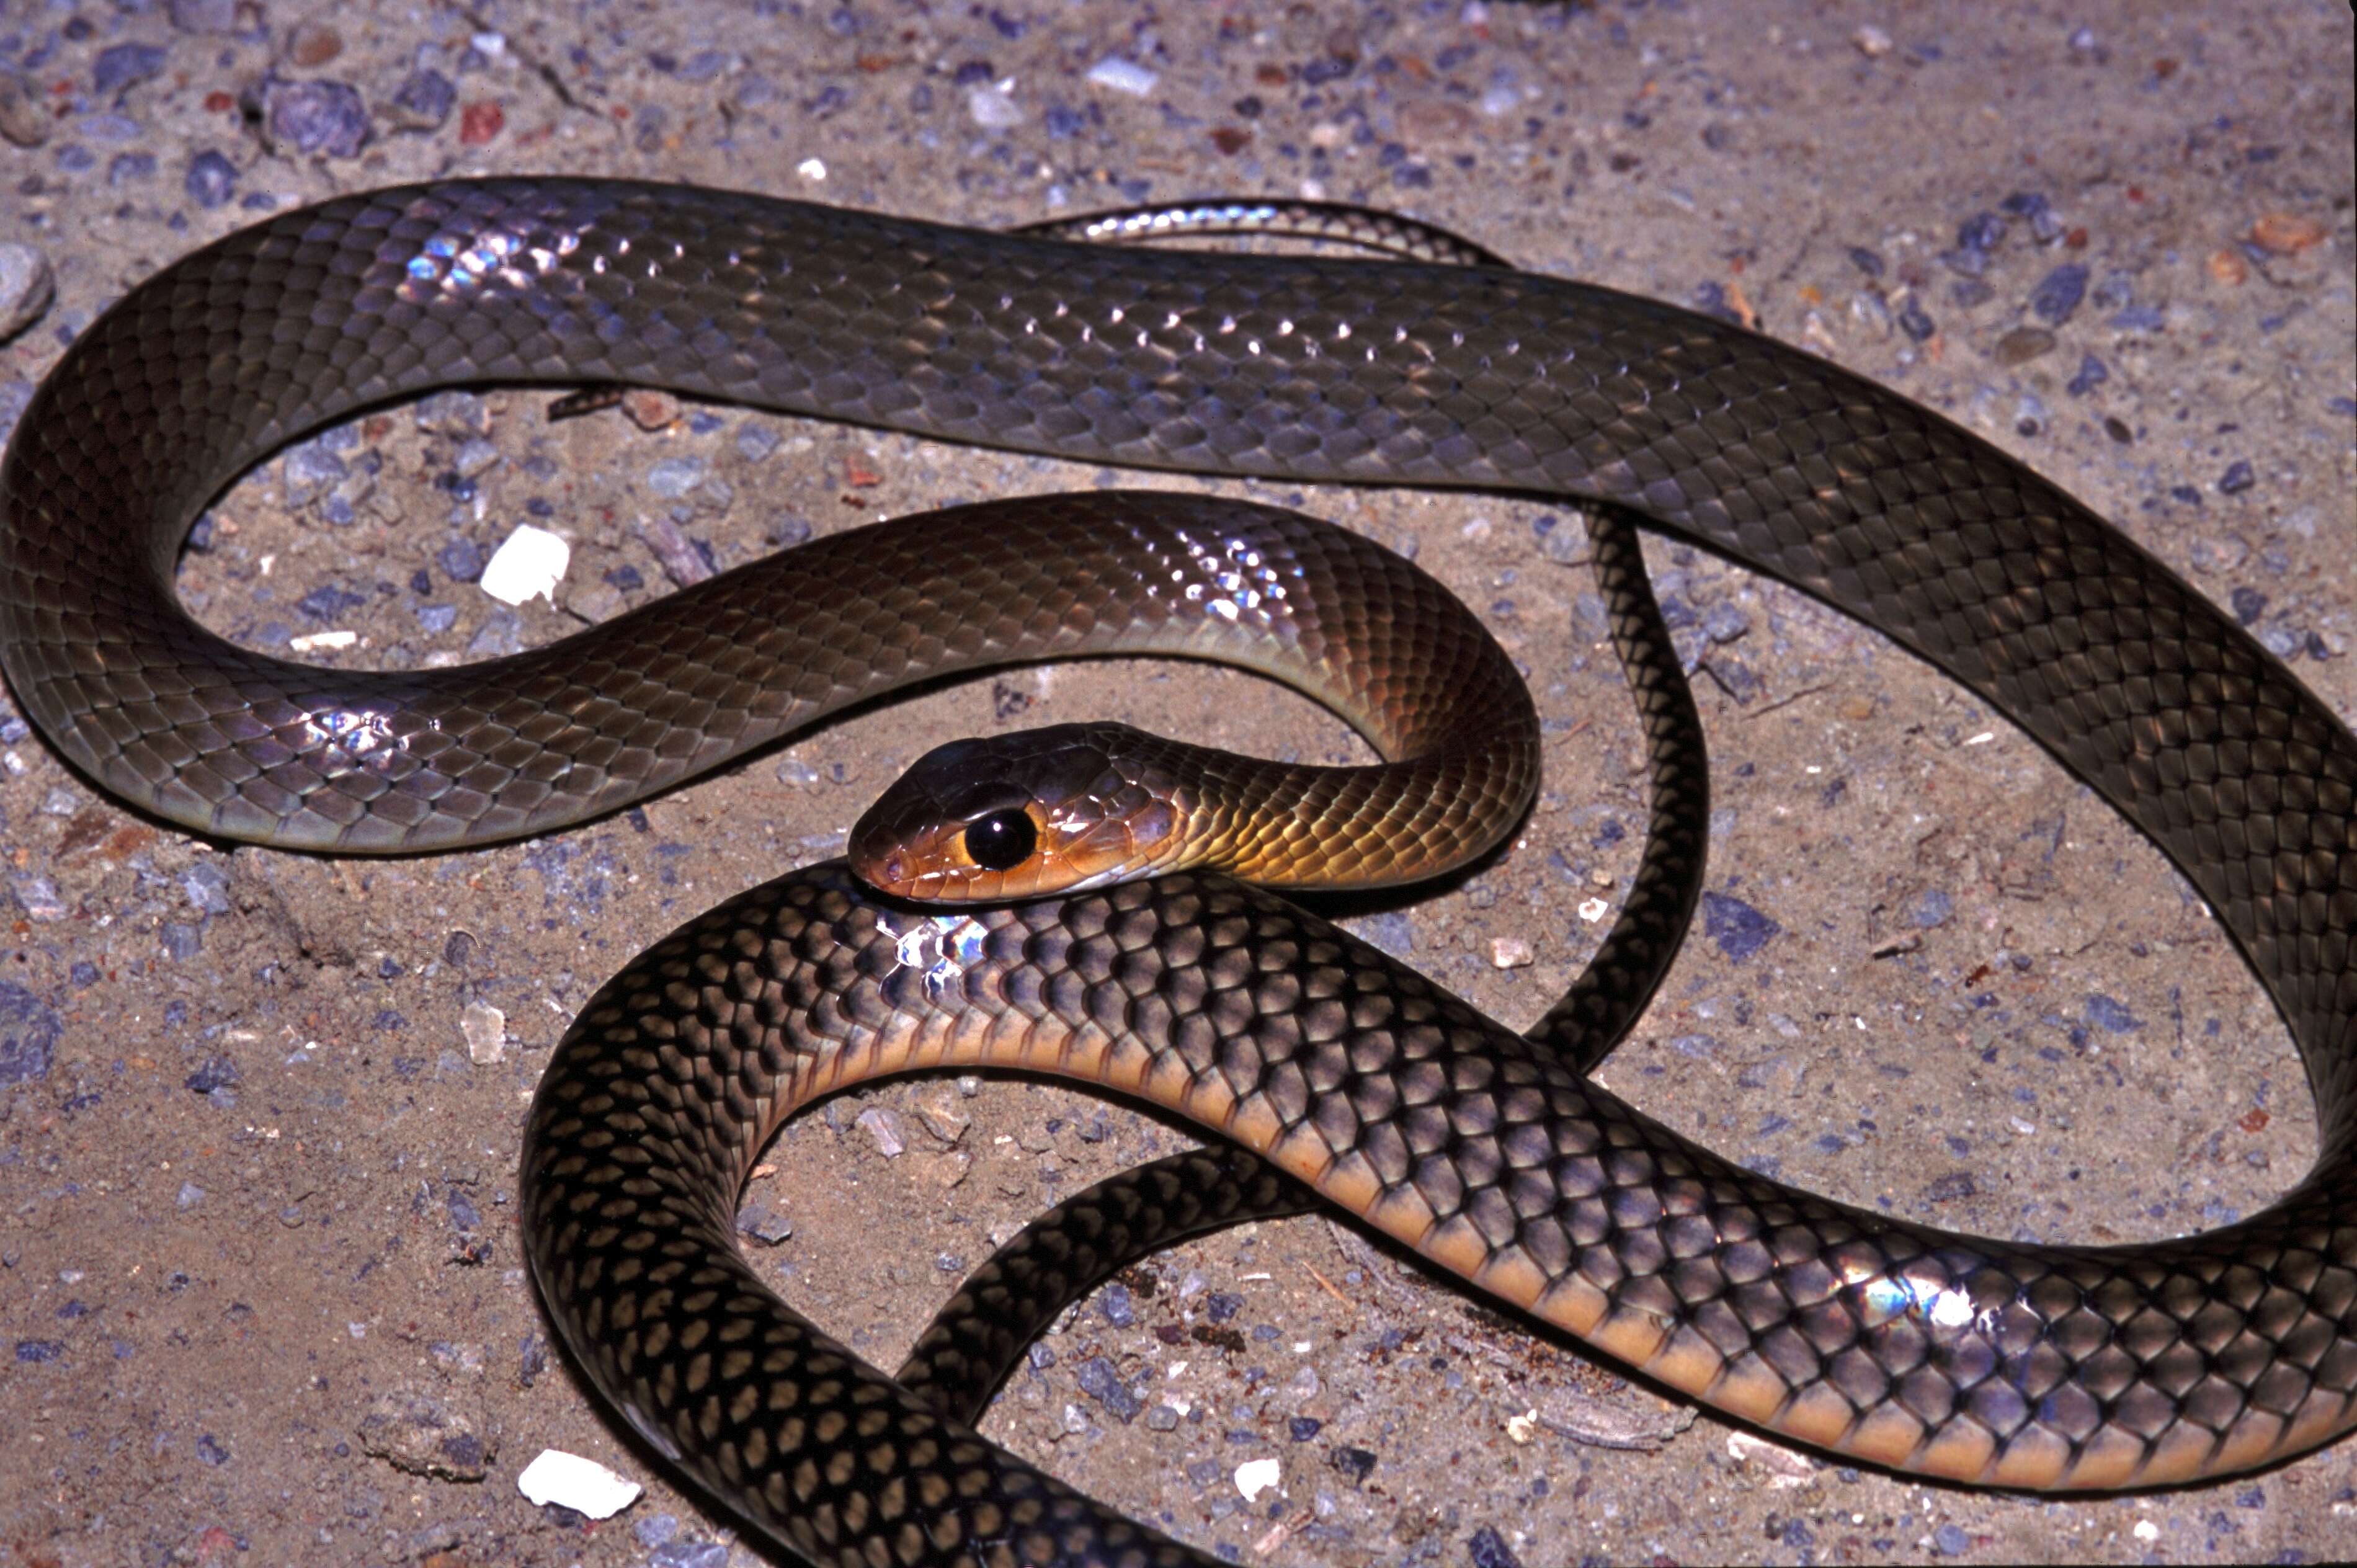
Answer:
[964, 809, 1036, 872]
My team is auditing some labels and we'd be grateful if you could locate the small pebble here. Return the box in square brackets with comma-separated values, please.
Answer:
[452, 438, 501, 479]
[1076, 1355, 1143, 1421]
[855, 1107, 904, 1156]
[464, 100, 507, 145]
[284, 21, 343, 69]
[2030, 262, 2088, 324]
[417, 390, 491, 436]
[390, 68, 455, 130]
[478, 525, 570, 606]
[11, 876, 66, 922]
[1489, 937, 1533, 969]
[644, 455, 706, 499]
[1233, 1458, 1281, 1501]
[967, 84, 1023, 128]
[0, 73, 45, 149]
[179, 858, 232, 919]
[1992, 326, 2054, 365]
[1701, 891, 1780, 961]
[0, 244, 54, 344]
[564, 582, 623, 624]
[1088, 56, 1159, 96]
[515, 1449, 638, 1517]
[459, 1001, 506, 1064]
[736, 1203, 793, 1245]
[261, 78, 372, 158]
[184, 149, 239, 208]
[94, 43, 171, 97]
[622, 390, 680, 430]
[1466, 1527, 1525, 1568]
[637, 514, 715, 587]
[2250, 211, 2326, 254]
[1955, 211, 2007, 254]
[2219, 460, 2255, 494]
[182, 1055, 238, 1094]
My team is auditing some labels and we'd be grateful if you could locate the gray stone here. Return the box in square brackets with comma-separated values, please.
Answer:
[0, 244, 53, 344]
[261, 78, 372, 158]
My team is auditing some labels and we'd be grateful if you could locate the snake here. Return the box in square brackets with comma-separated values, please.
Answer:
[0, 180, 2350, 1566]
[858, 198, 1715, 1422]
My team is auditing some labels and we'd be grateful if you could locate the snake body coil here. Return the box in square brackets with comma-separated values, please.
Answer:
[2, 180, 2351, 1566]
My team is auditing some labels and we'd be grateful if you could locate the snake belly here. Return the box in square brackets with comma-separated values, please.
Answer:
[1, 180, 2351, 1565]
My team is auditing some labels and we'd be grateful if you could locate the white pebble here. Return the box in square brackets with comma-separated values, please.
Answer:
[460, 1001, 507, 1064]
[1489, 937, 1534, 969]
[516, 1449, 641, 1518]
[1577, 897, 1610, 924]
[287, 630, 356, 653]
[1725, 1431, 1815, 1487]
[966, 83, 1023, 128]
[796, 157, 826, 181]
[1234, 1457, 1281, 1501]
[857, 1106, 905, 1157]
[478, 524, 571, 606]
[1087, 56, 1158, 96]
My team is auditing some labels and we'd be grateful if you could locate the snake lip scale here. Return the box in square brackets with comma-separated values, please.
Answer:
[1, 179, 2350, 1567]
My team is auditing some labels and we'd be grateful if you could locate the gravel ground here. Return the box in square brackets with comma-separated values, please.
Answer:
[1, 2, 2351, 1566]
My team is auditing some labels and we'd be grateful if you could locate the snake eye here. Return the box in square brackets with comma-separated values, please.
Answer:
[963, 808, 1037, 872]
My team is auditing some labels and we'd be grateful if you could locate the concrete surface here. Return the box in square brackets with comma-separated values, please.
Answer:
[1, 1, 2351, 1565]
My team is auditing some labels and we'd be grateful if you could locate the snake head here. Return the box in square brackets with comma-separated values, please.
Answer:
[848, 721, 1183, 902]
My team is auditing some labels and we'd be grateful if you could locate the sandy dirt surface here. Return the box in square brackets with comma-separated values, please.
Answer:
[1, 2, 2351, 1565]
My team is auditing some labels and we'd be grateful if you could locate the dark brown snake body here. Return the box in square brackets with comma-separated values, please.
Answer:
[1, 180, 2351, 1566]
